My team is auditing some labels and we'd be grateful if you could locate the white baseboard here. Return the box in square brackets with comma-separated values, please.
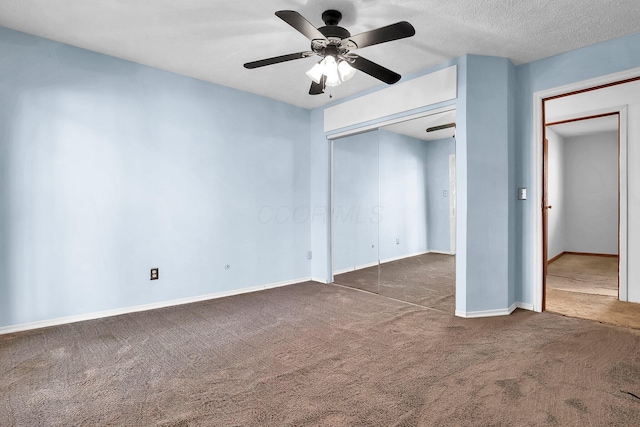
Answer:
[380, 250, 453, 264]
[338, 251, 454, 273]
[426, 250, 453, 256]
[455, 301, 534, 318]
[0, 276, 312, 335]
[311, 277, 330, 284]
[455, 307, 512, 318]
[455, 303, 516, 318]
[379, 250, 430, 264]
[515, 302, 534, 311]
[333, 262, 379, 275]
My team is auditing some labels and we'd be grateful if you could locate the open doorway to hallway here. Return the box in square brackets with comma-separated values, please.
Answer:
[544, 115, 630, 325]
[534, 72, 640, 328]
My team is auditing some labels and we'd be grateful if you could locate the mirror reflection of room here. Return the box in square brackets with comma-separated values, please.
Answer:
[377, 112, 456, 313]
[331, 110, 456, 313]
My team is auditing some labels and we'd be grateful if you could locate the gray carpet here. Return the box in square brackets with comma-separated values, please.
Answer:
[334, 253, 455, 313]
[2, 282, 640, 426]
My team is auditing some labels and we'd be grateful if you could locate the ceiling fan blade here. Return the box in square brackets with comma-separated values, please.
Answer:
[350, 55, 401, 84]
[344, 21, 415, 50]
[276, 10, 327, 41]
[309, 75, 326, 95]
[244, 51, 313, 69]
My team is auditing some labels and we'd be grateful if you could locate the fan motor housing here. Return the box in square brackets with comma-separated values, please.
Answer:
[322, 10, 342, 26]
[318, 10, 351, 39]
[318, 25, 350, 39]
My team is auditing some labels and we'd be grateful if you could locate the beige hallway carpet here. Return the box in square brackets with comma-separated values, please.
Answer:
[2, 282, 640, 426]
[546, 254, 640, 329]
[547, 254, 618, 296]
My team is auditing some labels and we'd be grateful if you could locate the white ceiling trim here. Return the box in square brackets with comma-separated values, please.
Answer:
[327, 105, 455, 140]
[324, 65, 456, 132]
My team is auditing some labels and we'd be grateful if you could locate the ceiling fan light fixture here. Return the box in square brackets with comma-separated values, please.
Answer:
[325, 73, 341, 87]
[322, 55, 341, 87]
[338, 60, 356, 82]
[321, 55, 337, 69]
[306, 62, 324, 84]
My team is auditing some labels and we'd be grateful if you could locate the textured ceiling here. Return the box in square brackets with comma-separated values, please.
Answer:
[1, 0, 640, 109]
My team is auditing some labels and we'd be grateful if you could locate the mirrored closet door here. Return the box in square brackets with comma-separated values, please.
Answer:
[332, 130, 380, 294]
[331, 109, 457, 313]
[377, 111, 456, 313]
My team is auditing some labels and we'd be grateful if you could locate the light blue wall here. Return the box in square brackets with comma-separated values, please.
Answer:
[424, 137, 456, 253]
[0, 27, 311, 327]
[6, 22, 638, 326]
[514, 32, 640, 305]
[508, 59, 517, 308]
[309, 108, 331, 281]
[332, 131, 379, 272]
[453, 56, 468, 314]
[463, 55, 514, 312]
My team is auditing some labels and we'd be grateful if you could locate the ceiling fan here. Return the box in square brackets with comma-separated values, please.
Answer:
[243, 10, 415, 95]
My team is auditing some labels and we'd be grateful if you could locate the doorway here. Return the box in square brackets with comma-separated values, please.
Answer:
[533, 70, 640, 327]
[543, 114, 622, 322]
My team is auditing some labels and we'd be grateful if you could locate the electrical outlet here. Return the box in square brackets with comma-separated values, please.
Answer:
[396, 238, 400, 245]
[307, 251, 313, 260]
[150, 268, 159, 280]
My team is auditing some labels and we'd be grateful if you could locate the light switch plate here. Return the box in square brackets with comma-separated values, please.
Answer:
[518, 188, 527, 200]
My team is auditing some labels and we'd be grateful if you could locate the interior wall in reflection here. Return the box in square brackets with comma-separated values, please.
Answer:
[378, 130, 428, 262]
[424, 136, 456, 254]
[378, 130, 455, 263]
